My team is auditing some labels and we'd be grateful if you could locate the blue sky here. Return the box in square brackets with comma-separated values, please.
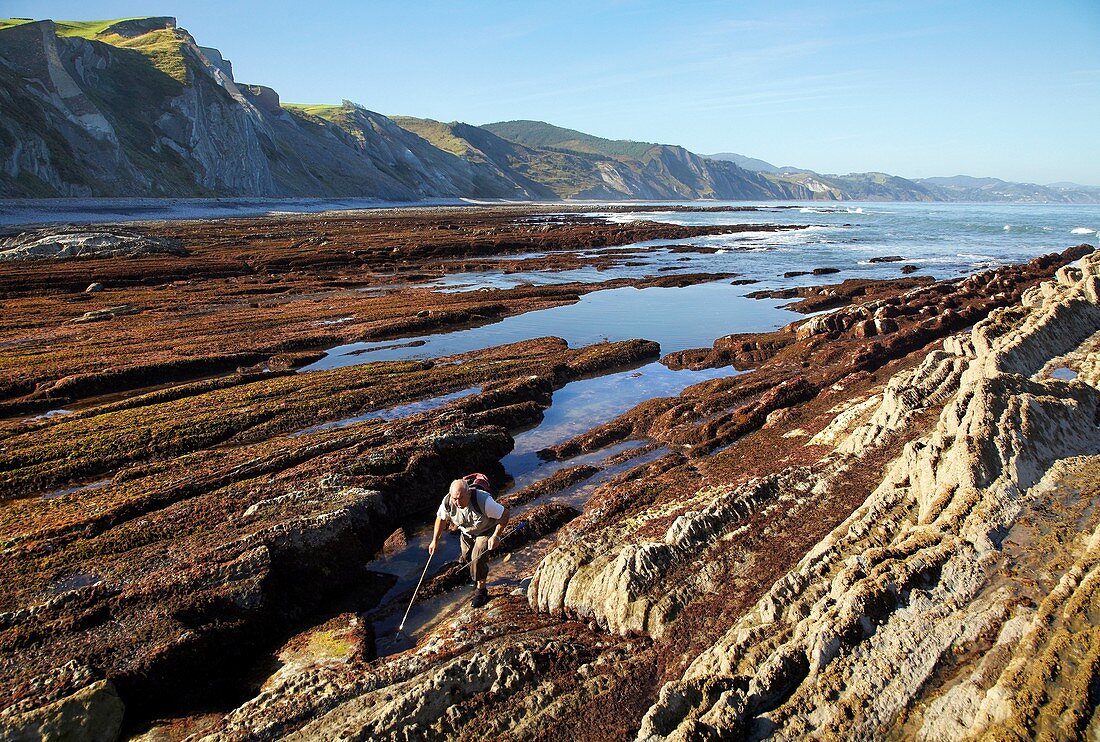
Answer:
[7, 0, 1099, 184]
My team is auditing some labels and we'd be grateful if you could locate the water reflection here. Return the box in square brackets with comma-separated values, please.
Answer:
[502, 361, 735, 480]
[303, 280, 795, 371]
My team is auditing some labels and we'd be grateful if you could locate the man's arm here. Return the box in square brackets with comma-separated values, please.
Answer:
[487, 507, 510, 551]
[428, 516, 445, 556]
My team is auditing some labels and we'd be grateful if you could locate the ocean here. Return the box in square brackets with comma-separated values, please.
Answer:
[303, 200, 1100, 369]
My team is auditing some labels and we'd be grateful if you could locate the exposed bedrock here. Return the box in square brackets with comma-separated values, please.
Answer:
[635, 252, 1100, 739]
[94, 250, 1099, 741]
[198, 601, 643, 742]
[0, 226, 188, 262]
[5, 234, 1098, 739]
[0, 332, 665, 730]
[0, 210, 756, 415]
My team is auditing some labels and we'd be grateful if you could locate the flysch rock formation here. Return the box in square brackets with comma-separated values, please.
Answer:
[113, 252, 1100, 741]
[635, 255, 1100, 739]
[0, 226, 187, 261]
[2, 220, 1097, 740]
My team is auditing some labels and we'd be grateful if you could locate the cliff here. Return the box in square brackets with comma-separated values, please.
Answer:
[0, 18, 550, 199]
[3, 18, 1096, 203]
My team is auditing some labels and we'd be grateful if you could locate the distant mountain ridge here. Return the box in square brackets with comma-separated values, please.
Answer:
[706, 152, 786, 174]
[706, 154, 1100, 204]
[478, 120, 796, 200]
[914, 175, 1100, 203]
[1, 16, 1097, 203]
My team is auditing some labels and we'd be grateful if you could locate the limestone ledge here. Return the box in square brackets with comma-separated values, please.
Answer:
[636, 252, 1100, 738]
[522, 264, 1064, 641]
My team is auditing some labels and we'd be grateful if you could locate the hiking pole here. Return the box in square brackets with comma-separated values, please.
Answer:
[397, 550, 434, 635]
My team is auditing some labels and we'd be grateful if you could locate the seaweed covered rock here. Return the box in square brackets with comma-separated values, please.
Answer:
[639, 250, 1100, 740]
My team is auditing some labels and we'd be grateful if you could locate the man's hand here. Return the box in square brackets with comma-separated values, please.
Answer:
[429, 516, 445, 557]
[487, 534, 499, 551]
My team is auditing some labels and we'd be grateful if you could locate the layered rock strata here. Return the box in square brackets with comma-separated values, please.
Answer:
[636, 252, 1100, 739]
[101, 248, 1095, 741]
[0, 335, 656, 728]
[0, 209, 785, 415]
[2, 213, 1097, 739]
[0, 226, 187, 261]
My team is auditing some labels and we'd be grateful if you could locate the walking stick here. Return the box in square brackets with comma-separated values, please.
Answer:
[397, 550, 434, 636]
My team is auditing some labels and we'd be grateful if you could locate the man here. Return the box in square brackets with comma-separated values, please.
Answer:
[429, 478, 510, 608]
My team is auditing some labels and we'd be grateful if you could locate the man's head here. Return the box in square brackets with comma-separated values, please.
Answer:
[449, 479, 471, 509]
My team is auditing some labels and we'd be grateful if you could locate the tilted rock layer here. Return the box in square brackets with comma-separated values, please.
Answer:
[637, 253, 1100, 739]
[115, 252, 1096, 741]
[0, 226, 187, 261]
[3, 231, 1097, 738]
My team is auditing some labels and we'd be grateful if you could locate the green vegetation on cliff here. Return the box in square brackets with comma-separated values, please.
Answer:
[391, 116, 631, 198]
[0, 18, 151, 38]
[283, 103, 345, 121]
[0, 19, 34, 31]
[483, 120, 657, 159]
[390, 116, 476, 158]
[100, 27, 189, 82]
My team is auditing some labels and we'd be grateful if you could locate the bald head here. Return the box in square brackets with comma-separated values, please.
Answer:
[449, 479, 471, 508]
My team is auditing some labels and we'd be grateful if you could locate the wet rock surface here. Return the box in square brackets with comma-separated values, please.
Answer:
[0, 208, 797, 416]
[746, 275, 934, 312]
[1, 207, 1098, 740]
[638, 248, 1100, 741]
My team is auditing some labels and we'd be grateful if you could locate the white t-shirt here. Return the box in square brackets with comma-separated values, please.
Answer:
[437, 488, 505, 535]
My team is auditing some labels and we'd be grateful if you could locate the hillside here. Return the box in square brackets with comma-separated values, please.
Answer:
[482, 123, 939, 201]
[917, 175, 1100, 203]
[481, 119, 659, 159]
[482, 119, 797, 200]
[758, 169, 939, 201]
[391, 116, 610, 199]
[0, 18, 547, 199]
[2, 17, 1098, 203]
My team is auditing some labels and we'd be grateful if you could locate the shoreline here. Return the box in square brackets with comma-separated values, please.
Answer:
[1, 197, 1094, 229]
[0, 199, 803, 228]
[1, 204, 1097, 739]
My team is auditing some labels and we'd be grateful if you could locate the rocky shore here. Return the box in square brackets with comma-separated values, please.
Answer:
[0, 207, 1096, 740]
[0, 208, 797, 415]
